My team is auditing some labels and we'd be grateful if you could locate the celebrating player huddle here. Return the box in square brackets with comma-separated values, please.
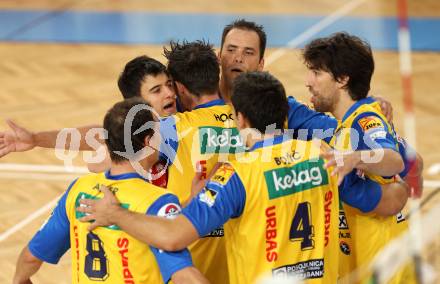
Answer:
[3, 19, 423, 284]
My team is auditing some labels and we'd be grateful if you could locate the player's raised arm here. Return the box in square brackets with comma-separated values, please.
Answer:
[0, 119, 103, 157]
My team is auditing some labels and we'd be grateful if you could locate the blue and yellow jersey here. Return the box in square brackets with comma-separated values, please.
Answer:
[286, 96, 412, 178]
[160, 99, 240, 284]
[329, 98, 412, 283]
[183, 136, 343, 284]
[160, 99, 242, 204]
[287, 96, 414, 283]
[329, 97, 399, 184]
[28, 171, 192, 284]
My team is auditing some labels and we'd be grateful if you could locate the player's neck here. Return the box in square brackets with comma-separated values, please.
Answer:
[333, 93, 356, 120]
[109, 160, 150, 176]
[193, 92, 221, 109]
[219, 78, 231, 103]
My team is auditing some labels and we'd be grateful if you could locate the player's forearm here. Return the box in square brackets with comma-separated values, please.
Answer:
[171, 266, 210, 284]
[357, 149, 404, 176]
[13, 247, 42, 284]
[34, 124, 103, 151]
[403, 151, 424, 190]
[110, 208, 197, 251]
[373, 179, 409, 216]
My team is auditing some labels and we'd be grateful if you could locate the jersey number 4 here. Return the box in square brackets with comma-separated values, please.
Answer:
[85, 232, 109, 280]
[289, 202, 315, 250]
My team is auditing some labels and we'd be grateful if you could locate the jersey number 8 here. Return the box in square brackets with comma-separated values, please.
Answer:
[85, 232, 109, 280]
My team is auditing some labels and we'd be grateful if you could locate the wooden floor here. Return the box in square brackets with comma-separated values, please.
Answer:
[1, 1, 439, 283]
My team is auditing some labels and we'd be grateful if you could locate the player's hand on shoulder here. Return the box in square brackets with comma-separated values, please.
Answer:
[0, 119, 36, 158]
[372, 95, 393, 123]
[77, 185, 121, 231]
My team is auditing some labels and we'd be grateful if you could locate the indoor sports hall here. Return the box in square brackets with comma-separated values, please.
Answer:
[0, 0, 439, 283]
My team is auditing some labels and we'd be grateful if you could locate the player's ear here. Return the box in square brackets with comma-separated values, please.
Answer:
[236, 112, 248, 130]
[174, 81, 188, 96]
[257, 57, 264, 71]
[143, 135, 152, 148]
[337, 75, 349, 89]
[217, 50, 222, 63]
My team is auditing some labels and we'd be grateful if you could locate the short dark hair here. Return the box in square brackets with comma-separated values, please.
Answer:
[118, 56, 168, 99]
[163, 40, 219, 97]
[303, 32, 374, 100]
[231, 72, 288, 133]
[221, 19, 267, 60]
[104, 97, 155, 163]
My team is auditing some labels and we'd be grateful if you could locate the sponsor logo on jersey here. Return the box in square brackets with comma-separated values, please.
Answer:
[73, 225, 80, 283]
[324, 190, 333, 247]
[157, 203, 181, 219]
[199, 127, 244, 154]
[211, 164, 235, 186]
[198, 187, 218, 207]
[338, 210, 349, 230]
[117, 238, 134, 283]
[214, 113, 233, 122]
[265, 159, 328, 200]
[203, 226, 224, 238]
[358, 116, 384, 132]
[366, 128, 387, 140]
[266, 205, 278, 262]
[340, 241, 351, 255]
[396, 212, 406, 223]
[272, 258, 324, 279]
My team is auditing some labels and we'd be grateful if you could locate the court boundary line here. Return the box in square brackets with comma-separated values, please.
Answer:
[0, 172, 81, 182]
[0, 194, 62, 242]
[428, 163, 440, 175]
[0, 163, 87, 174]
[265, 0, 367, 66]
[2, 0, 84, 40]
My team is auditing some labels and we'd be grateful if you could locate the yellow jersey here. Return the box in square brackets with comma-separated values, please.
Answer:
[28, 171, 193, 284]
[183, 136, 341, 284]
[329, 97, 413, 284]
[160, 99, 242, 284]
